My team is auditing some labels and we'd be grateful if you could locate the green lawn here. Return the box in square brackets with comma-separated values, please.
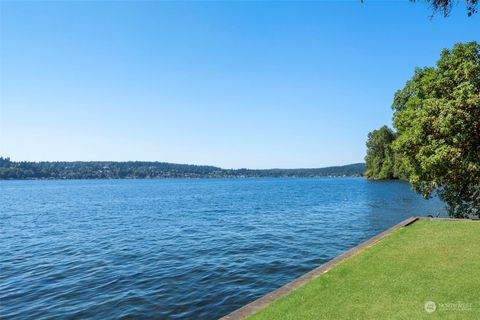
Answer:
[248, 220, 480, 319]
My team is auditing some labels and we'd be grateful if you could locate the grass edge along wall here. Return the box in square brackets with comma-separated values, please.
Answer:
[222, 217, 480, 320]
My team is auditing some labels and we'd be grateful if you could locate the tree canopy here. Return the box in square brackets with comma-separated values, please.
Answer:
[411, 0, 478, 16]
[364, 126, 405, 180]
[391, 42, 480, 217]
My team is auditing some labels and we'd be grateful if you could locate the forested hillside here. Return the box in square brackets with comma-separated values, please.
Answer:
[0, 157, 365, 180]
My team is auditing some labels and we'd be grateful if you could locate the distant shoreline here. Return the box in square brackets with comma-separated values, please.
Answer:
[0, 176, 366, 181]
[0, 158, 365, 180]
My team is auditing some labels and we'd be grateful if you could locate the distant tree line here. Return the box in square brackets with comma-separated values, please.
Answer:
[0, 157, 365, 180]
[365, 42, 480, 218]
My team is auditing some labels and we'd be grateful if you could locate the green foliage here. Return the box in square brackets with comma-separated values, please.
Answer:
[391, 42, 480, 218]
[0, 157, 366, 179]
[438, 184, 480, 218]
[412, 0, 478, 17]
[365, 126, 405, 180]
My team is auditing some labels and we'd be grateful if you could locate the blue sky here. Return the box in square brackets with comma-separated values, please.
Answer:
[0, 1, 478, 168]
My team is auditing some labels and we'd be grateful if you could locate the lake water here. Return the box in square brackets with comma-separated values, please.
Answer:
[0, 178, 445, 319]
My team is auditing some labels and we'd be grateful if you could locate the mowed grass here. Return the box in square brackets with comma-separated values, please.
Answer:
[248, 220, 480, 320]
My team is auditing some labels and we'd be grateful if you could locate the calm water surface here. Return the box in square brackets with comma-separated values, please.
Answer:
[1, 178, 445, 319]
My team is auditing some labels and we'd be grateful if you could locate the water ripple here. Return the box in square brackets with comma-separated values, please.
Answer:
[0, 178, 445, 319]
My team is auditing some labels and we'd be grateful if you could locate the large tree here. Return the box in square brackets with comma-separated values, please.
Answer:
[365, 126, 405, 180]
[392, 42, 480, 218]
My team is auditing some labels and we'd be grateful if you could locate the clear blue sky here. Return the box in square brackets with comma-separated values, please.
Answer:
[0, 1, 477, 169]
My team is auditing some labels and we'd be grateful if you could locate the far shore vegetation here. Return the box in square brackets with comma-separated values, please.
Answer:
[365, 42, 479, 218]
[0, 158, 365, 180]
